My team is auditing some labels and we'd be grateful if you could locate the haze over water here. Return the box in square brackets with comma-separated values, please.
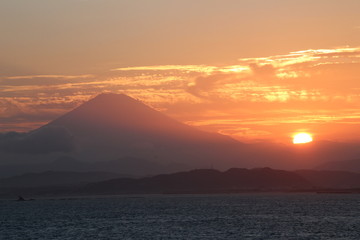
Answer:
[1, 194, 359, 239]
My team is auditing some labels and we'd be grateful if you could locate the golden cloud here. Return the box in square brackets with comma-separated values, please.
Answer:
[2, 46, 360, 143]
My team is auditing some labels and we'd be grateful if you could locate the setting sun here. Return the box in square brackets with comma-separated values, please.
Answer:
[292, 133, 313, 144]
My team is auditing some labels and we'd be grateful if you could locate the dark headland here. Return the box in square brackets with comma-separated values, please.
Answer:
[1, 168, 360, 198]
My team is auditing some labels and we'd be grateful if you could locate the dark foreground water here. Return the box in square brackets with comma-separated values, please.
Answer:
[1, 194, 359, 239]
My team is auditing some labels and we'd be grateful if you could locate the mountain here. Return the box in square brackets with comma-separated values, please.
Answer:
[0, 93, 251, 177]
[1, 93, 360, 177]
[0, 171, 123, 188]
[1, 168, 360, 197]
[0, 156, 186, 178]
[316, 159, 360, 172]
[81, 168, 312, 194]
[11, 93, 250, 174]
[80, 168, 360, 195]
[44, 93, 244, 169]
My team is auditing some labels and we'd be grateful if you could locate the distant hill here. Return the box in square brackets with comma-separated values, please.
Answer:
[81, 168, 312, 194]
[0, 156, 187, 178]
[81, 168, 360, 194]
[0, 171, 124, 188]
[316, 159, 360, 173]
[1, 168, 360, 198]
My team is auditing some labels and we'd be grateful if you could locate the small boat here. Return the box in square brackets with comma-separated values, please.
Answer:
[16, 196, 26, 201]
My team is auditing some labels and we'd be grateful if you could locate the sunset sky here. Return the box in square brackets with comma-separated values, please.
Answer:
[1, 0, 360, 144]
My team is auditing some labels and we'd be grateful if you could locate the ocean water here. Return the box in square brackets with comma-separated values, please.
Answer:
[0, 194, 359, 239]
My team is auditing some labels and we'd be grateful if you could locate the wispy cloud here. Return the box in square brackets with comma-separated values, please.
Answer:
[2, 46, 360, 142]
[112, 65, 218, 73]
[4, 74, 94, 80]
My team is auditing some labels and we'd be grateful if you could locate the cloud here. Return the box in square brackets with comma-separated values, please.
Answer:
[2, 46, 360, 143]
[186, 73, 241, 98]
[112, 65, 217, 73]
[185, 63, 278, 99]
[4, 74, 94, 80]
[0, 99, 25, 118]
[0, 126, 75, 154]
[0, 74, 95, 87]
[0, 98, 71, 127]
[239, 47, 360, 70]
[249, 63, 276, 77]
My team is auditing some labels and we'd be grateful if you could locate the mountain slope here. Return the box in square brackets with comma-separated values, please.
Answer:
[2, 168, 360, 197]
[2, 93, 360, 177]
[82, 168, 312, 194]
[49, 93, 236, 142]
[0, 171, 123, 188]
[43, 93, 247, 169]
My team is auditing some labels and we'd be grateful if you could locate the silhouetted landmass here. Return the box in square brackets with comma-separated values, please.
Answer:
[45, 93, 243, 169]
[1, 168, 360, 198]
[0, 93, 247, 177]
[1, 93, 360, 178]
[316, 159, 360, 172]
[0, 171, 127, 198]
[0, 171, 124, 188]
[0, 156, 188, 178]
[80, 168, 360, 195]
[82, 168, 308, 194]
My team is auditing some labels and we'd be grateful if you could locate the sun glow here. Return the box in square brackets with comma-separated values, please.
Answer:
[292, 132, 313, 144]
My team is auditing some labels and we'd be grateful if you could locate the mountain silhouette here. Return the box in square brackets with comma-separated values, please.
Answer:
[80, 168, 360, 195]
[0, 171, 124, 188]
[80, 168, 312, 194]
[1, 93, 360, 177]
[42, 93, 247, 171]
[1, 168, 360, 198]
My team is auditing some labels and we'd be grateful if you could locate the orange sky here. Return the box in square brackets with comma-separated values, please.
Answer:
[1, 0, 360, 144]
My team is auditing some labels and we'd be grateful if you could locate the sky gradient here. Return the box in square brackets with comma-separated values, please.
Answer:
[1, 0, 360, 144]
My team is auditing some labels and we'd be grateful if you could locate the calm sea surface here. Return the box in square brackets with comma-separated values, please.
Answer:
[0, 194, 359, 239]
